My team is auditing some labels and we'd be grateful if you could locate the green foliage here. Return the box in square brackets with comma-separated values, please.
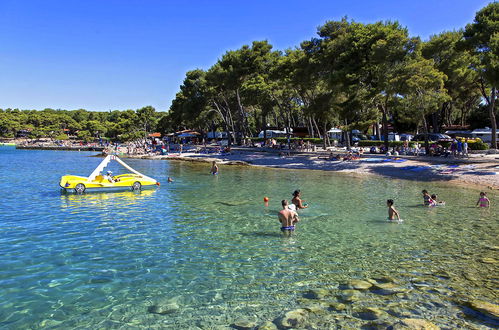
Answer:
[77, 130, 92, 142]
[468, 141, 489, 150]
[55, 134, 69, 140]
[0, 107, 165, 141]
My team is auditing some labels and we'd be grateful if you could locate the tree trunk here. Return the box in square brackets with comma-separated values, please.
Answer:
[432, 111, 439, 133]
[308, 117, 314, 138]
[344, 119, 350, 148]
[422, 114, 430, 155]
[490, 87, 497, 149]
[323, 122, 328, 149]
[381, 107, 389, 150]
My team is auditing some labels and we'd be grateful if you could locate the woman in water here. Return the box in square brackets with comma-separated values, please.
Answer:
[476, 192, 490, 208]
[292, 190, 308, 209]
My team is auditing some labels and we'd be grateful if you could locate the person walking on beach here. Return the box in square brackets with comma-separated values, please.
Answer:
[278, 200, 300, 234]
[387, 199, 400, 221]
[292, 190, 308, 209]
[210, 161, 219, 175]
[476, 192, 490, 208]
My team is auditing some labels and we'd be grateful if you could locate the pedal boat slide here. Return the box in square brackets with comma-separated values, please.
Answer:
[59, 155, 159, 193]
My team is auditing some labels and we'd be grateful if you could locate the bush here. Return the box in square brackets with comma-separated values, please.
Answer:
[55, 134, 69, 140]
[468, 141, 489, 150]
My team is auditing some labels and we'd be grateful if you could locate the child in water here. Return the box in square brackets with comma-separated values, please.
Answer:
[422, 190, 435, 206]
[431, 194, 445, 206]
[387, 199, 400, 221]
[476, 192, 490, 208]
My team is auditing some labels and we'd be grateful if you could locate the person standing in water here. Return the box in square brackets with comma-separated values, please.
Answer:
[387, 199, 400, 221]
[292, 190, 308, 209]
[210, 161, 219, 175]
[278, 200, 300, 233]
[476, 192, 490, 208]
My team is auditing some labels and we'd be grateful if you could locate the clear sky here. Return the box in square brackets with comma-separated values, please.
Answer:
[0, 0, 491, 112]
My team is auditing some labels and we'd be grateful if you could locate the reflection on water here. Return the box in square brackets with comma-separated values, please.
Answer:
[60, 189, 157, 208]
[0, 148, 497, 329]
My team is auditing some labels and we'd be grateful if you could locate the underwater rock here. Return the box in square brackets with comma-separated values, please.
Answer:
[480, 257, 497, 264]
[231, 319, 257, 329]
[329, 302, 347, 311]
[279, 309, 308, 328]
[373, 276, 396, 283]
[147, 302, 180, 315]
[303, 288, 330, 299]
[393, 318, 440, 329]
[338, 289, 361, 302]
[257, 321, 277, 330]
[346, 279, 373, 290]
[372, 282, 407, 295]
[465, 300, 499, 321]
[353, 307, 387, 320]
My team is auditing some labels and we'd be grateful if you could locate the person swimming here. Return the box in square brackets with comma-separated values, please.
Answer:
[291, 190, 308, 209]
[422, 190, 435, 206]
[387, 199, 400, 221]
[476, 192, 490, 208]
[278, 200, 300, 233]
[431, 194, 445, 206]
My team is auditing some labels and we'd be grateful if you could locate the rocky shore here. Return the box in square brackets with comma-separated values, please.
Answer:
[126, 148, 499, 190]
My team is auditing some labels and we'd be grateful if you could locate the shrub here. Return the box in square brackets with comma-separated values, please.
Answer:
[468, 141, 489, 150]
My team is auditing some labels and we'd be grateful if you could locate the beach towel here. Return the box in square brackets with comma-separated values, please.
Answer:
[362, 158, 385, 162]
[409, 166, 431, 172]
[463, 171, 497, 176]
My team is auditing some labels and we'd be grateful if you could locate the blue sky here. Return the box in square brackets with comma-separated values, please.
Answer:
[0, 0, 491, 112]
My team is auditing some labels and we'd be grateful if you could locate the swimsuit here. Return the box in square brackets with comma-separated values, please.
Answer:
[479, 197, 488, 207]
[281, 226, 295, 231]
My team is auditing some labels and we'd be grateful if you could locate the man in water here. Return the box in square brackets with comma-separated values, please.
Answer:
[387, 199, 400, 221]
[210, 161, 219, 175]
[278, 200, 299, 234]
[292, 190, 308, 209]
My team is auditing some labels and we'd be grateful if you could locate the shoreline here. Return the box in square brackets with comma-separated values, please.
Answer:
[125, 148, 499, 191]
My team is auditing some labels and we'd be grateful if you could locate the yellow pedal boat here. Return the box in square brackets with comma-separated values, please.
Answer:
[60, 155, 159, 193]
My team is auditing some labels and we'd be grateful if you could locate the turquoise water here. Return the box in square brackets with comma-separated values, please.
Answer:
[0, 147, 497, 328]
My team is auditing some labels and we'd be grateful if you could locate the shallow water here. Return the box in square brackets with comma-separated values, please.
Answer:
[0, 147, 497, 328]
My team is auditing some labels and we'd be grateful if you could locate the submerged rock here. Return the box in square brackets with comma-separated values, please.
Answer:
[345, 279, 373, 290]
[279, 309, 308, 328]
[393, 318, 440, 329]
[147, 302, 180, 315]
[338, 289, 361, 302]
[353, 307, 387, 320]
[465, 300, 499, 321]
[329, 302, 347, 311]
[303, 288, 330, 299]
[232, 319, 257, 329]
[480, 257, 497, 264]
[373, 276, 396, 283]
[257, 321, 277, 330]
[372, 282, 407, 295]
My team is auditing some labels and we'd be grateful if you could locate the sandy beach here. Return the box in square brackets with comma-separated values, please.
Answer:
[128, 148, 499, 191]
